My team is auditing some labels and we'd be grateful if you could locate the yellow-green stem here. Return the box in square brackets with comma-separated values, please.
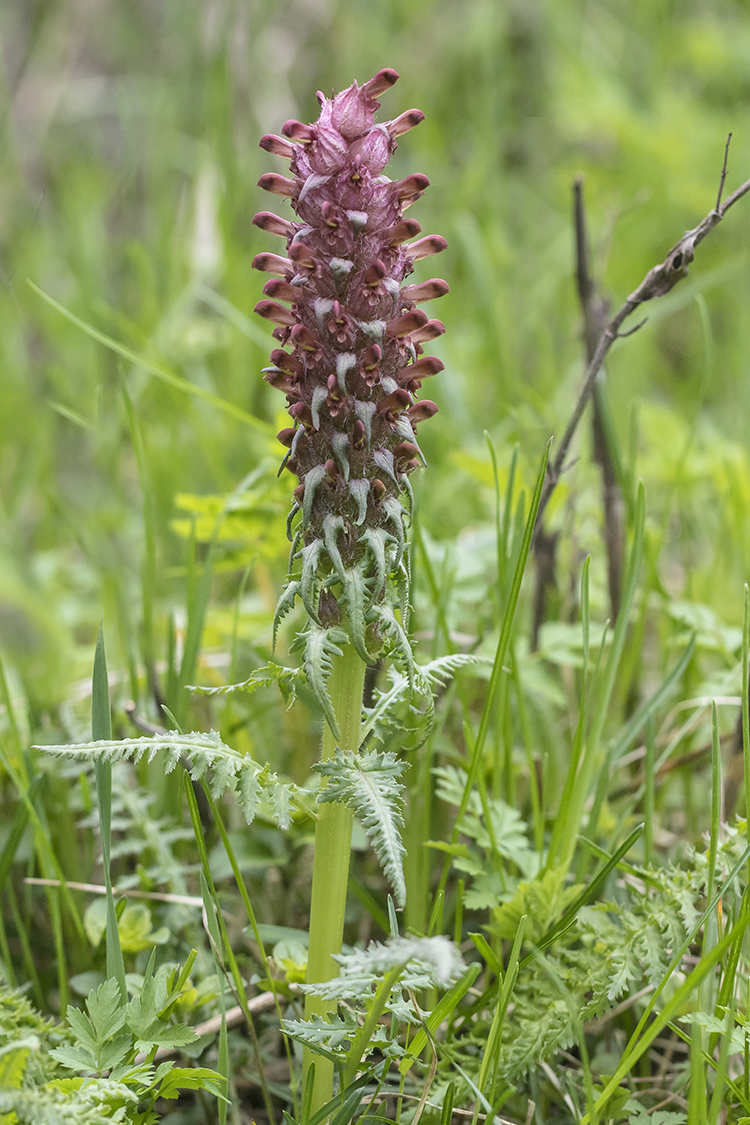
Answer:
[303, 645, 366, 1116]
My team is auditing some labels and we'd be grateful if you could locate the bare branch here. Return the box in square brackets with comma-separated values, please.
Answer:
[716, 133, 732, 211]
[536, 154, 750, 528]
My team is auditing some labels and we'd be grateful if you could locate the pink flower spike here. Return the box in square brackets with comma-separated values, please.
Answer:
[400, 278, 449, 303]
[253, 68, 447, 629]
[403, 235, 448, 261]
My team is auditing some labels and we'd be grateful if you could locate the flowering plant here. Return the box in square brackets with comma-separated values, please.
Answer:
[253, 67, 448, 713]
[252, 68, 449, 1111]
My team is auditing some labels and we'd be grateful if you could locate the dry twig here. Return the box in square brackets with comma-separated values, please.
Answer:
[537, 136, 748, 529]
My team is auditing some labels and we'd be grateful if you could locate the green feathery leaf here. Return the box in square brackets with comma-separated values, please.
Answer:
[315, 747, 407, 907]
[273, 580, 301, 649]
[40, 732, 300, 827]
[300, 624, 349, 739]
[341, 567, 373, 665]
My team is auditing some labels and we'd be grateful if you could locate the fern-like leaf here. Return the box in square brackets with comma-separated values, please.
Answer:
[371, 602, 414, 684]
[299, 624, 348, 739]
[315, 747, 407, 907]
[361, 527, 395, 596]
[358, 653, 489, 750]
[273, 580, 301, 649]
[341, 567, 374, 665]
[40, 732, 301, 828]
[189, 661, 302, 704]
[300, 539, 323, 623]
[323, 513, 346, 581]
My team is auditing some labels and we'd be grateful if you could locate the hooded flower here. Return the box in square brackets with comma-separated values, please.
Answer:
[253, 69, 447, 696]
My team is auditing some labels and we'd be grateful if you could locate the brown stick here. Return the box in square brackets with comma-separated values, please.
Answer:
[573, 176, 624, 619]
[536, 136, 746, 530]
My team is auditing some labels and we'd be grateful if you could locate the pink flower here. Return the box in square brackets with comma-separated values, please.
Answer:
[253, 69, 448, 651]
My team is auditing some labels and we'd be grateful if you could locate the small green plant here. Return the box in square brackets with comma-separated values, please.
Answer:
[0, 957, 226, 1125]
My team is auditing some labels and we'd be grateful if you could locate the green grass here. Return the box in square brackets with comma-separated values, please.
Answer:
[3, 1, 750, 1122]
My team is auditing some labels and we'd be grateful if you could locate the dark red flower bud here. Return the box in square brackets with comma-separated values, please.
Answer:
[362, 344, 382, 370]
[288, 242, 317, 269]
[259, 134, 296, 158]
[400, 278, 450, 304]
[377, 389, 412, 415]
[362, 68, 399, 97]
[270, 349, 300, 375]
[281, 119, 317, 142]
[257, 173, 298, 197]
[399, 355, 444, 380]
[370, 478, 387, 502]
[386, 310, 429, 338]
[263, 278, 298, 303]
[385, 109, 425, 138]
[393, 441, 420, 465]
[403, 235, 448, 261]
[253, 211, 295, 238]
[277, 427, 297, 447]
[290, 324, 322, 354]
[391, 174, 430, 205]
[321, 201, 340, 229]
[289, 402, 313, 427]
[264, 367, 293, 390]
[407, 399, 439, 424]
[254, 299, 297, 326]
[410, 319, 446, 343]
[386, 219, 422, 245]
[252, 252, 293, 275]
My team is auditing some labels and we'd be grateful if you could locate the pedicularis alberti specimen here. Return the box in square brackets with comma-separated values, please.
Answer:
[253, 68, 447, 716]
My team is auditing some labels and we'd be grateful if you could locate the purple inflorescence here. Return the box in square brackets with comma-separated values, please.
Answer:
[253, 68, 447, 657]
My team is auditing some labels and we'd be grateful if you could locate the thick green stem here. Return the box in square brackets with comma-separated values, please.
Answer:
[304, 645, 366, 1116]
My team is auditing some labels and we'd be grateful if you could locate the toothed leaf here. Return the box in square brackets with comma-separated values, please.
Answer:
[323, 513, 346, 580]
[311, 385, 328, 430]
[300, 539, 323, 623]
[372, 602, 414, 684]
[348, 478, 369, 525]
[302, 464, 327, 527]
[316, 747, 407, 907]
[341, 567, 373, 665]
[273, 580, 301, 649]
[362, 527, 395, 596]
[38, 731, 302, 826]
[382, 496, 406, 567]
[301, 624, 349, 739]
[332, 431, 350, 481]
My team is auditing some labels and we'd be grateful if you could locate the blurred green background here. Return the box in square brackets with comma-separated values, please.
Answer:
[2, 0, 750, 723]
